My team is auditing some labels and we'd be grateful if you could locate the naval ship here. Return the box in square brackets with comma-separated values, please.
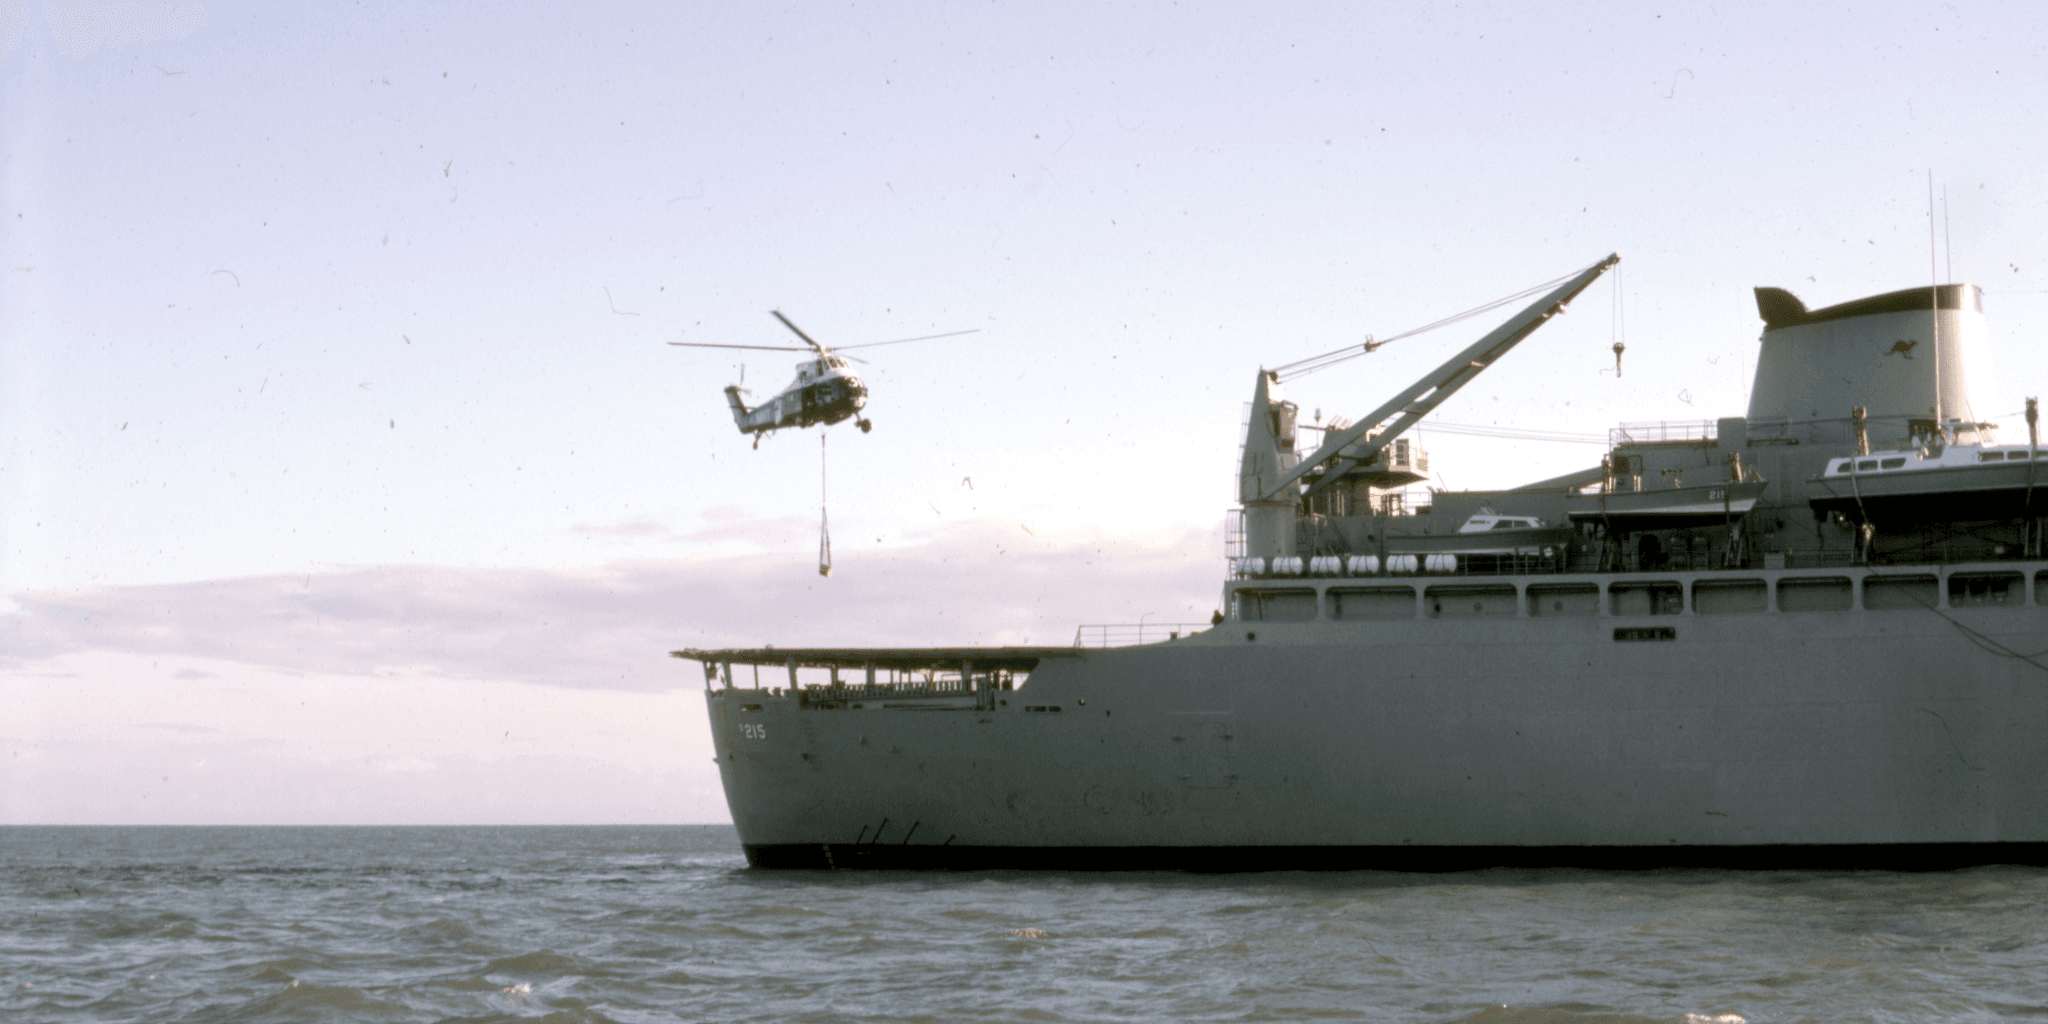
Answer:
[679, 254, 2048, 870]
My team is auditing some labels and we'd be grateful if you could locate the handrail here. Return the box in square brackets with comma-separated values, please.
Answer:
[1073, 623, 1211, 648]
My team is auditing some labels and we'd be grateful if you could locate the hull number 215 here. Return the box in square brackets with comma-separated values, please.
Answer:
[739, 723, 768, 740]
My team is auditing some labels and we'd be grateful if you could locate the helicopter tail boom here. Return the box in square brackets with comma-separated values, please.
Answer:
[723, 385, 755, 432]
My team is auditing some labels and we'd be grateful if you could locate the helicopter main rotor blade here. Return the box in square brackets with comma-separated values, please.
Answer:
[770, 310, 826, 353]
[667, 342, 812, 351]
[670, 320, 976, 355]
[833, 328, 981, 351]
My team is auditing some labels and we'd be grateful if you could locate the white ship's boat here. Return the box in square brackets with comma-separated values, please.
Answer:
[1561, 480, 1769, 532]
[1808, 441, 2048, 524]
[681, 261, 2048, 870]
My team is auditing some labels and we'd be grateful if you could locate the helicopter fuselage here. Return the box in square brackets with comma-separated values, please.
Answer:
[725, 355, 868, 436]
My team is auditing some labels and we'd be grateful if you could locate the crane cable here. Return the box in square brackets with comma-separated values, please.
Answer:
[1270, 268, 1583, 381]
[1610, 263, 1626, 376]
[1295, 419, 1607, 446]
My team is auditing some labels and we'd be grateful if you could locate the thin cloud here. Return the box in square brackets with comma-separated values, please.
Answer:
[569, 511, 813, 545]
[569, 519, 682, 540]
[4, 519, 1222, 693]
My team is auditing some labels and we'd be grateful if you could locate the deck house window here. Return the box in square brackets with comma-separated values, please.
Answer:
[1424, 585, 1517, 618]
[1528, 583, 1599, 617]
[1241, 589, 1318, 621]
[1949, 572, 2023, 607]
[1864, 575, 1938, 611]
[1778, 577, 1852, 612]
[1610, 582, 1682, 616]
[1880, 457, 1906, 469]
[1693, 579, 1767, 614]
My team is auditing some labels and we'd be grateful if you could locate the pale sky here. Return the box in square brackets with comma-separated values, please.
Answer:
[6, 1, 2048, 824]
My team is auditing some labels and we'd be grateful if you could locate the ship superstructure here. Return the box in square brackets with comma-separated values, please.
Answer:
[680, 258, 2048, 870]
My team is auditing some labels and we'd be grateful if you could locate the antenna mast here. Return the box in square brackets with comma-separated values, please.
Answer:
[1929, 171, 1944, 438]
[1943, 184, 1953, 282]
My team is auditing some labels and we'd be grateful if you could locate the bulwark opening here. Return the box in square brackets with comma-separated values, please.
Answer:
[1330, 587, 1417, 620]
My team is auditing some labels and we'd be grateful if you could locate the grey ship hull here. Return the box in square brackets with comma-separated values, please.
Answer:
[698, 561, 2048, 870]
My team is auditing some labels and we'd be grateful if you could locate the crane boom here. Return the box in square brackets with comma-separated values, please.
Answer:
[1260, 254, 1620, 502]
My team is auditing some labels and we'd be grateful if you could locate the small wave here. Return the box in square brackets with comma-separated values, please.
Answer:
[228, 980, 408, 1017]
[400, 917, 477, 943]
[1206, 902, 1268, 916]
[233, 955, 332, 978]
[1451, 1008, 1745, 1024]
[527, 1009, 628, 1024]
[86, 911, 197, 940]
[433, 1006, 628, 1024]
[422, 976, 497, 994]
[1802, 954, 1867, 970]
[482, 950, 580, 975]
[939, 907, 1005, 922]
[752, 903, 827, 916]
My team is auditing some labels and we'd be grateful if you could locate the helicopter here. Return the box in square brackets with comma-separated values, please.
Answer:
[669, 311, 975, 447]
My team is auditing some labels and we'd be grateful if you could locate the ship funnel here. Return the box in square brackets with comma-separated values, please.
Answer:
[1747, 284, 1990, 444]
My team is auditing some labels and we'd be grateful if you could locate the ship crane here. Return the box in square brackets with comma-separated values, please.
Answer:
[1238, 254, 1620, 566]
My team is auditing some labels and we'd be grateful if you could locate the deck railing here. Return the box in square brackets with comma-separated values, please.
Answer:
[1226, 546, 1923, 580]
[1609, 419, 1719, 446]
[797, 672, 1016, 705]
[1073, 623, 1211, 647]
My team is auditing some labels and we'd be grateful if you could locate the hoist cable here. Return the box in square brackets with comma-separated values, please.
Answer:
[1270, 270, 1581, 381]
[817, 433, 833, 577]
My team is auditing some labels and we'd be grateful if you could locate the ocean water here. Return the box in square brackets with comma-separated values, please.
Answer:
[2, 827, 2045, 1023]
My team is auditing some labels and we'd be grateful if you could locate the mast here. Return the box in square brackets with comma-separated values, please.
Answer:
[1929, 171, 1945, 438]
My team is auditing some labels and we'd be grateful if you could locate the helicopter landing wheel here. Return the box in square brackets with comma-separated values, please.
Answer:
[752, 435, 760, 450]
[857, 418, 872, 434]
